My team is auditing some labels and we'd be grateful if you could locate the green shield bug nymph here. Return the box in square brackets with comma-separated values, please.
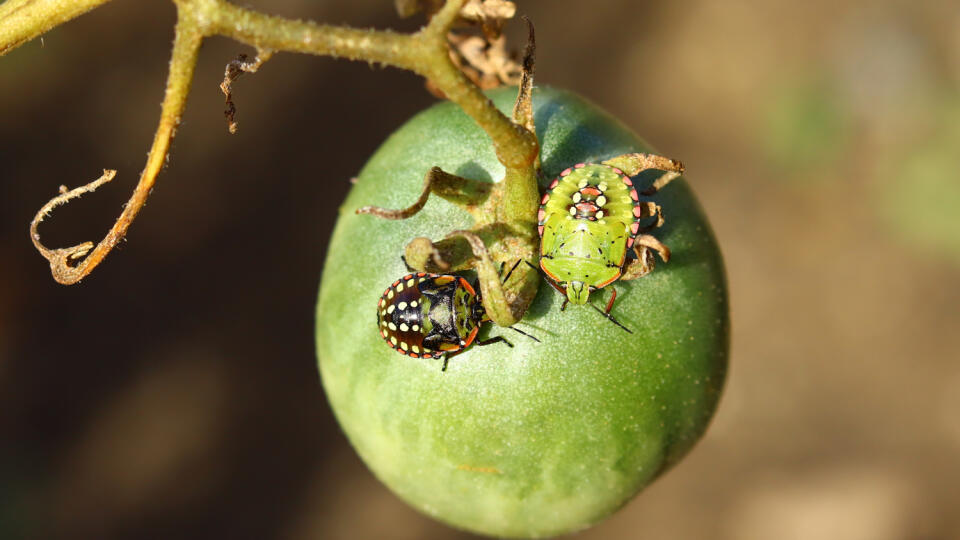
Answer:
[536, 154, 684, 330]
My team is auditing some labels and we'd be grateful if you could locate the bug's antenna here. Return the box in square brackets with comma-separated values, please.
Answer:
[588, 302, 633, 334]
[508, 326, 540, 343]
[502, 259, 522, 284]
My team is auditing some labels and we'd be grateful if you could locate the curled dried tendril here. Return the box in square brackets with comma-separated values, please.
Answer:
[30, 170, 117, 284]
[6, 0, 538, 286]
[220, 49, 274, 134]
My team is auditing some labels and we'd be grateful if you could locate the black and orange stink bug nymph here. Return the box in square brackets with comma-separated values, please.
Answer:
[375, 264, 537, 371]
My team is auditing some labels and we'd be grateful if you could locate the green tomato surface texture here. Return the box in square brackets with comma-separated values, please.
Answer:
[315, 87, 728, 538]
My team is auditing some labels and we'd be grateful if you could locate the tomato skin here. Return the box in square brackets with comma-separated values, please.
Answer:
[316, 87, 728, 538]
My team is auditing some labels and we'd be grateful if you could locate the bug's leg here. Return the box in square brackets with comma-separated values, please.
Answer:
[476, 336, 514, 348]
[440, 347, 469, 372]
[547, 279, 568, 309]
[501, 259, 522, 285]
[604, 287, 618, 315]
[356, 167, 491, 220]
[400, 255, 416, 273]
[587, 302, 633, 334]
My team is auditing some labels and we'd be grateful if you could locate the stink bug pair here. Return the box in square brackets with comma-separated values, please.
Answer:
[375, 261, 537, 371]
[536, 153, 684, 331]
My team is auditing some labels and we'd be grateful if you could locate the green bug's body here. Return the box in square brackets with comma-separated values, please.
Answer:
[538, 163, 645, 305]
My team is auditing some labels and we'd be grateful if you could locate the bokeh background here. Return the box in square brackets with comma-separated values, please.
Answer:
[2, 0, 959, 538]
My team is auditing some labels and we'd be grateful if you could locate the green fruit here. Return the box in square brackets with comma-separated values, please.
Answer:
[315, 87, 728, 538]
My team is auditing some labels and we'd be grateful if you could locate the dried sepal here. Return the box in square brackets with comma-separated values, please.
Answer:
[421, 0, 522, 97]
[355, 166, 491, 220]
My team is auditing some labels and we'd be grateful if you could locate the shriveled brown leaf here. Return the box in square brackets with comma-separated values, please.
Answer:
[410, 0, 523, 97]
[460, 0, 516, 23]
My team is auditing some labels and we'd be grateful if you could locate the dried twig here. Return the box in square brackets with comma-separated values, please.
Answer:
[220, 49, 273, 134]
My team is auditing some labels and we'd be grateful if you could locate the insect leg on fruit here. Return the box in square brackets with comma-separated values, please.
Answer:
[524, 261, 631, 333]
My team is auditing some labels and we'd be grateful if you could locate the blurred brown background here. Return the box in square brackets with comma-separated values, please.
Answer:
[2, 0, 959, 538]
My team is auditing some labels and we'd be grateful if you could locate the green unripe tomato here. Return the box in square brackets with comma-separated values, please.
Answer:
[315, 87, 728, 538]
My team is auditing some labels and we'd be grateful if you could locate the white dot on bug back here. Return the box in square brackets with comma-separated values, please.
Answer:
[400, 323, 409, 332]
[387, 305, 396, 314]
[410, 300, 418, 307]
[597, 195, 607, 207]
[388, 322, 398, 331]
[398, 301, 407, 310]
[412, 324, 419, 331]
[407, 279, 415, 287]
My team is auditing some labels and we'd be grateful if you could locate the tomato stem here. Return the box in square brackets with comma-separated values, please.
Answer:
[9, 0, 543, 316]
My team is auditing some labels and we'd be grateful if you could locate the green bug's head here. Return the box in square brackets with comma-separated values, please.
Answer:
[566, 281, 590, 305]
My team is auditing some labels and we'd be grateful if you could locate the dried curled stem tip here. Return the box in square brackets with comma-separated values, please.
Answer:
[600, 153, 684, 195]
[511, 16, 535, 133]
[220, 49, 274, 134]
[30, 169, 117, 284]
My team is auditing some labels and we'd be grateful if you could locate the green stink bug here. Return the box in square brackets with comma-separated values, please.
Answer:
[537, 153, 684, 328]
